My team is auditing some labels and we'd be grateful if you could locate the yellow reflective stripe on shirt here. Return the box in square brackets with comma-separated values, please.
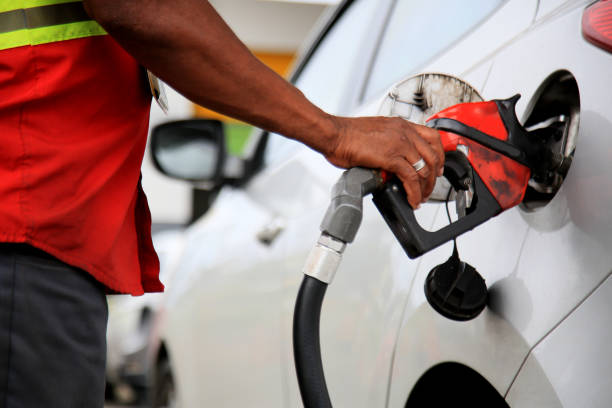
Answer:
[0, 28, 28, 49]
[0, 0, 76, 13]
[0, 1, 106, 50]
[28, 19, 105, 45]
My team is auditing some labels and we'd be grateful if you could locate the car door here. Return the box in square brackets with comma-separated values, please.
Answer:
[359, 0, 612, 406]
[161, 1, 393, 407]
[336, 0, 547, 406]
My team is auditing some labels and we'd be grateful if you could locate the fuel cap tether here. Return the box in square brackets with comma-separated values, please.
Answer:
[424, 243, 487, 321]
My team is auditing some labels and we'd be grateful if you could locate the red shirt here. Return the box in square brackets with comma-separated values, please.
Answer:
[0, 33, 162, 295]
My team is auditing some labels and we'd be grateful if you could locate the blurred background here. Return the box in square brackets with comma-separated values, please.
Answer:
[142, 0, 337, 230]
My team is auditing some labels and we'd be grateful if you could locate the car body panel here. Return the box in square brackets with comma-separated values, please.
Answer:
[156, 1, 612, 406]
[506, 273, 612, 407]
[535, 0, 582, 22]
[389, 2, 612, 405]
[476, 0, 612, 353]
[162, 188, 290, 406]
[415, 0, 537, 79]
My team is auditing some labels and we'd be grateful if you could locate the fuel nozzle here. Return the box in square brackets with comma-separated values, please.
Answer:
[372, 151, 501, 259]
[373, 95, 552, 321]
[372, 94, 551, 259]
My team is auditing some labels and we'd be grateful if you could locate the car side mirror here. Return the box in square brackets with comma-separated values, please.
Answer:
[151, 119, 226, 185]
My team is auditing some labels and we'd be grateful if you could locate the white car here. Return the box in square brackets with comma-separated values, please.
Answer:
[105, 228, 185, 405]
[148, 0, 612, 407]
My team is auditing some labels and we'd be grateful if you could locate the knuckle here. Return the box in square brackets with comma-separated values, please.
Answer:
[433, 156, 442, 169]
[388, 159, 403, 173]
[429, 127, 441, 139]
[406, 171, 420, 184]
[417, 167, 431, 179]
[393, 163, 419, 185]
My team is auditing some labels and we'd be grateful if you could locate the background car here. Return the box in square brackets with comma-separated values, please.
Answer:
[106, 229, 185, 405]
[148, 0, 612, 406]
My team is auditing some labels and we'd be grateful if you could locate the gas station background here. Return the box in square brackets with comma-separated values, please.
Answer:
[141, 0, 335, 227]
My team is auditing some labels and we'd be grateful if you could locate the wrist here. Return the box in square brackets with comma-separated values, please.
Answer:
[306, 113, 344, 159]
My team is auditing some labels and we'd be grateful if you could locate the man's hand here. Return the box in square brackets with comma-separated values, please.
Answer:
[325, 116, 444, 209]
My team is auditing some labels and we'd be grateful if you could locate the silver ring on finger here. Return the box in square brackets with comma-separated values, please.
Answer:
[411, 158, 426, 172]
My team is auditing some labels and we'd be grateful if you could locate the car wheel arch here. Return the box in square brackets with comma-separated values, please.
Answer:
[404, 362, 508, 407]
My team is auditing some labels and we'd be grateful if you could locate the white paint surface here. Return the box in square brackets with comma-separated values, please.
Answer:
[145, 1, 612, 407]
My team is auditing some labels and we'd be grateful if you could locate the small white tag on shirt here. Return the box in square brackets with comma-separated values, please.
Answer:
[147, 70, 169, 114]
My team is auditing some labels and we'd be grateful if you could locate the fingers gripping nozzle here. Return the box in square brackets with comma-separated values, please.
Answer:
[373, 152, 501, 259]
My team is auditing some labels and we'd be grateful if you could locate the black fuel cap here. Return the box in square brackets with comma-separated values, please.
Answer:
[424, 245, 487, 321]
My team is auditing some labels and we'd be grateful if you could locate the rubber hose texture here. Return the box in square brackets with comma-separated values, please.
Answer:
[293, 275, 332, 408]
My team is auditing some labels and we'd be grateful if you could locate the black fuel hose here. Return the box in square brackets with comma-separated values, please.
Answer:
[293, 275, 333, 408]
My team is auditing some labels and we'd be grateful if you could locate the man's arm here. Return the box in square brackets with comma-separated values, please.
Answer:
[83, 0, 443, 208]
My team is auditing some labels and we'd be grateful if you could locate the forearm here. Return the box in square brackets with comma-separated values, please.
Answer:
[83, 0, 338, 155]
[84, 0, 444, 208]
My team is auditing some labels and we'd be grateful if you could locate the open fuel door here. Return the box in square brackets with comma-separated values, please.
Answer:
[376, 72, 578, 258]
[374, 72, 579, 321]
[379, 73, 483, 202]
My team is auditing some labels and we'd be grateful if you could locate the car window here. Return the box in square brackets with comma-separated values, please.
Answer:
[265, 0, 379, 165]
[362, 0, 503, 101]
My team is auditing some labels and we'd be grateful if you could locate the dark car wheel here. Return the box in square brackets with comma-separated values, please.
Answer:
[152, 359, 177, 408]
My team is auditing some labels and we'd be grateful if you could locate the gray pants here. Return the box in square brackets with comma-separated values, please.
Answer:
[0, 244, 108, 408]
